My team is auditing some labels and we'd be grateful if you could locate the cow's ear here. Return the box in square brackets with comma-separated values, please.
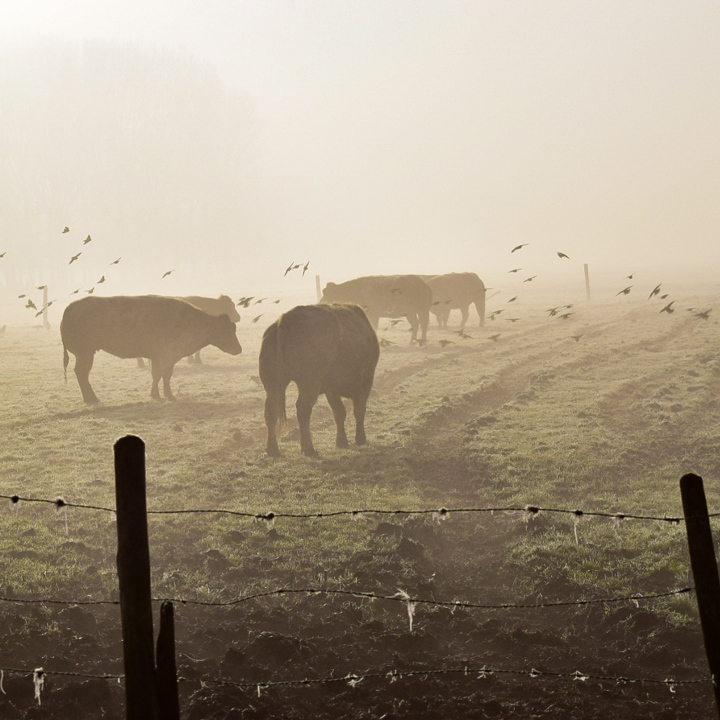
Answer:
[325, 282, 336, 290]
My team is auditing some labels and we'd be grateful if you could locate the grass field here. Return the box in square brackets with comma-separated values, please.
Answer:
[0, 286, 718, 718]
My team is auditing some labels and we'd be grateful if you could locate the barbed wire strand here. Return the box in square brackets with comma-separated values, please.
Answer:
[3, 493, 718, 523]
[0, 586, 693, 611]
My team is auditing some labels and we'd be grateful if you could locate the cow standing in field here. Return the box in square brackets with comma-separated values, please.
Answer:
[259, 303, 380, 458]
[61, 295, 242, 404]
[420, 272, 486, 329]
[136, 294, 241, 367]
[320, 275, 432, 344]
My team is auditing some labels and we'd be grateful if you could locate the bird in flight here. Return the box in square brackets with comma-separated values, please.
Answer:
[37, 285, 47, 291]
[0, 252, 6, 258]
[456, 330, 473, 339]
[379, 338, 395, 348]
[616, 286, 632, 296]
[252, 314, 264, 323]
[506, 317, 519, 323]
[489, 310, 504, 320]
[273, 299, 281, 304]
[302, 261, 310, 276]
[83, 235, 92, 244]
[660, 301, 674, 314]
[511, 244, 528, 253]
[62, 226, 69, 233]
[438, 339, 454, 347]
[110, 257, 121, 265]
[69, 252, 81, 264]
[523, 276, 537, 283]
[86, 288, 95, 294]
[626, 273, 635, 280]
[507, 296, 518, 303]
[97, 276, 106, 284]
[559, 313, 573, 320]
[70, 289, 80, 295]
[284, 261, 295, 277]
[254, 298, 267, 304]
[25, 299, 37, 310]
[557, 252, 570, 259]
[648, 284, 662, 300]
[693, 309, 712, 320]
[17, 294, 25, 299]
[547, 307, 560, 316]
[508, 268, 522, 274]
[236, 296, 254, 308]
[162, 270, 173, 279]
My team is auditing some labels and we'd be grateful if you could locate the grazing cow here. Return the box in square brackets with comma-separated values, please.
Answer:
[419, 272, 486, 329]
[321, 275, 432, 344]
[136, 294, 241, 367]
[61, 295, 242, 403]
[259, 303, 380, 457]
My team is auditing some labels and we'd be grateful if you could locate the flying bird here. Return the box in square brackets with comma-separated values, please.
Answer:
[70, 289, 80, 295]
[284, 261, 295, 276]
[69, 252, 81, 264]
[557, 252, 570, 259]
[273, 299, 281, 304]
[559, 313, 573, 320]
[0, 252, 6, 258]
[616, 286, 632, 296]
[254, 298, 267, 304]
[693, 309, 712, 320]
[97, 275, 106, 284]
[438, 339, 454, 348]
[25, 299, 37, 310]
[456, 330, 473, 339]
[236, 296, 254, 308]
[626, 273, 635, 280]
[648, 284, 662, 300]
[83, 235, 92, 244]
[488, 334, 501, 342]
[37, 285, 47, 290]
[389, 319, 404, 326]
[511, 244, 528, 253]
[17, 294, 25, 299]
[489, 310, 504, 320]
[660, 294, 669, 300]
[62, 226, 69, 233]
[162, 270, 173, 279]
[547, 307, 560, 316]
[302, 261, 310, 276]
[252, 314, 264, 323]
[508, 268, 522, 274]
[660, 301, 675, 314]
[110, 257, 121, 265]
[86, 287, 94, 294]
[506, 318, 519, 323]
[507, 296, 518, 303]
[379, 338, 395, 348]
[523, 276, 537, 283]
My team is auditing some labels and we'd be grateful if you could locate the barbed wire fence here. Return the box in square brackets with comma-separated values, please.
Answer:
[0, 436, 718, 719]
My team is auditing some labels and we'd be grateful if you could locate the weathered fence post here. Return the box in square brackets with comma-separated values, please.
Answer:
[115, 435, 159, 720]
[315, 275, 322, 303]
[583, 264, 591, 302]
[156, 600, 180, 720]
[680, 472, 720, 718]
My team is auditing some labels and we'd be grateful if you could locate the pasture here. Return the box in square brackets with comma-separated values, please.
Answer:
[1, 287, 719, 718]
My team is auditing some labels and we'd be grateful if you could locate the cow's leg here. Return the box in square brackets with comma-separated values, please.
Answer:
[353, 395, 369, 446]
[162, 361, 177, 401]
[194, 351, 203, 364]
[419, 307, 430, 343]
[407, 314, 419, 343]
[74, 352, 100, 405]
[150, 360, 162, 400]
[325, 392, 349, 448]
[459, 306, 469, 330]
[264, 389, 281, 457]
[296, 385, 320, 457]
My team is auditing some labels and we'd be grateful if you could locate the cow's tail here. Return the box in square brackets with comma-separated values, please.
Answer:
[275, 319, 287, 427]
[62, 343, 69, 383]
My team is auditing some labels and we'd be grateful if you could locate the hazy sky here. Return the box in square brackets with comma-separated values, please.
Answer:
[2, 1, 719, 304]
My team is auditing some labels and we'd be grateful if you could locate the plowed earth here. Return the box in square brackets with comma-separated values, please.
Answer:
[0, 289, 718, 718]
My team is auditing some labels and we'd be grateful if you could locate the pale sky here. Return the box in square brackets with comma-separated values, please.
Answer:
[1, 1, 719, 306]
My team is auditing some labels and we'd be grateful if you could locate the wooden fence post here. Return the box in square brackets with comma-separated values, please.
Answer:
[680, 472, 720, 718]
[156, 600, 180, 720]
[115, 435, 159, 720]
[583, 264, 591, 302]
[315, 275, 322, 303]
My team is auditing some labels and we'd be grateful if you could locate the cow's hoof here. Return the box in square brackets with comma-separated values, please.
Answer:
[355, 438, 367, 446]
[302, 448, 320, 458]
[166, 395, 177, 402]
[84, 397, 100, 406]
[336, 439, 349, 449]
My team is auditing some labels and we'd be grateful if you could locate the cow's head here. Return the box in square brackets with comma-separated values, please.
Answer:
[212, 314, 242, 355]
[320, 282, 338, 304]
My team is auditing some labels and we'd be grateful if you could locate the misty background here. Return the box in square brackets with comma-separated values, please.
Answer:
[1, 1, 719, 323]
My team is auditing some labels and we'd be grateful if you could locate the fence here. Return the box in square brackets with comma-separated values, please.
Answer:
[0, 435, 719, 719]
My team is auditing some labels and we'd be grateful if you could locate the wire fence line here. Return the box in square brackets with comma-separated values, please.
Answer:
[0, 663, 706, 693]
[0, 586, 694, 611]
[1, 492, 714, 525]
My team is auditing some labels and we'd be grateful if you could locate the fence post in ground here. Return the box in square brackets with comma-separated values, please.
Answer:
[583, 264, 591, 302]
[156, 600, 180, 720]
[315, 275, 322, 303]
[114, 435, 159, 720]
[680, 472, 720, 718]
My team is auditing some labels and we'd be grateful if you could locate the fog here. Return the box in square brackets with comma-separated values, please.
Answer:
[2, 1, 719, 323]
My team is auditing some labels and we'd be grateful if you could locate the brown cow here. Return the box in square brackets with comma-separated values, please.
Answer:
[420, 272, 486, 329]
[320, 275, 432, 344]
[61, 295, 242, 403]
[259, 303, 380, 457]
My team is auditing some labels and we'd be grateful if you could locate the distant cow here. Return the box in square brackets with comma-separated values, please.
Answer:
[61, 295, 242, 403]
[259, 303, 380, 457]
[321, 275, 432, 344]
[420, 273, 486, 329]
[136, 294, 241, 367]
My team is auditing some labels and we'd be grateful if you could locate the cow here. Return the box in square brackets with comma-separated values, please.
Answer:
[419, 273, 486, 329]
[61, 295, 242, 404]
[320, 275, 432, 344]
[259, 303, 380, 458]
[136, 294, 241, 367]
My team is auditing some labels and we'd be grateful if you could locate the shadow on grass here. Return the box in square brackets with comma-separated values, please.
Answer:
[51, 399, 242, 422]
